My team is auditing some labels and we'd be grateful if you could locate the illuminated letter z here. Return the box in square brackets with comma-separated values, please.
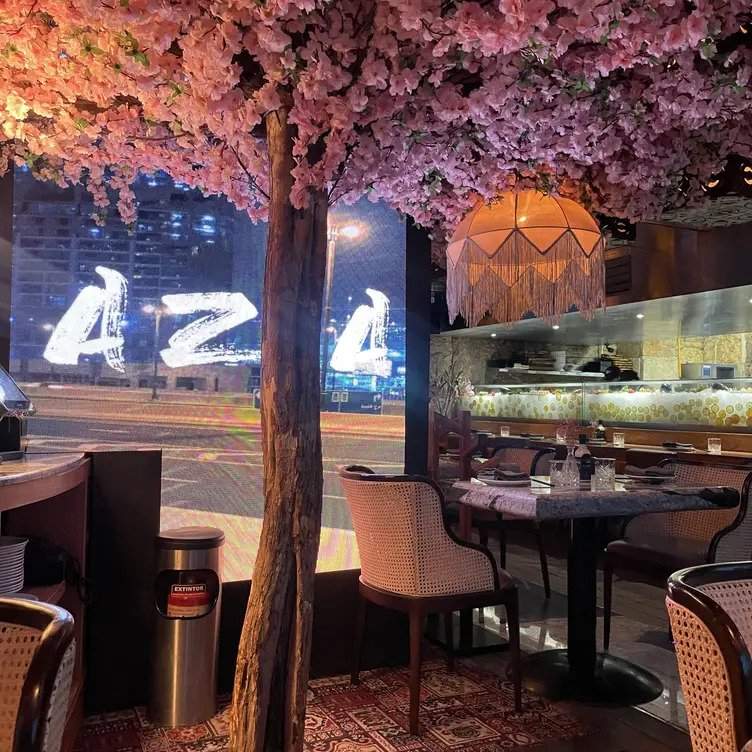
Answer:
[159, 292, 260, 367]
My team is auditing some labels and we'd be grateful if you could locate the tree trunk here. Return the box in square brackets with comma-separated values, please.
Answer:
[231, 107, 328, 752]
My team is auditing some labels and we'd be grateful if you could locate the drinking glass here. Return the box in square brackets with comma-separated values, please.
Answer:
[592, 458, 616, 490]
[612, 432, 625, 448]
[549, 460, 565, 487]
[555, 426, 568, 445]
[560, 447, 580, 488]
[708, 437, 722, 455]
[499, 425, 510, 437]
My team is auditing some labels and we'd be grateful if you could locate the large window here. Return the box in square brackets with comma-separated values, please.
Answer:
[10, 167, 406, 580]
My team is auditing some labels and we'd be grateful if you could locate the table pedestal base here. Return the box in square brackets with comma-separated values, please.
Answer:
[521, 650, 663, 705]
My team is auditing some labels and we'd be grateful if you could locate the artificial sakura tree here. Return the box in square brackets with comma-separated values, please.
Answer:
[3, 1, 752, 748]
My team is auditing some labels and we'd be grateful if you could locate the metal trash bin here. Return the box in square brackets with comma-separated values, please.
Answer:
[149, 526, 224, 727]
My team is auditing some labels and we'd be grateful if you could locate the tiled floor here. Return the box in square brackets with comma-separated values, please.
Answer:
[464, 536, 687, 741]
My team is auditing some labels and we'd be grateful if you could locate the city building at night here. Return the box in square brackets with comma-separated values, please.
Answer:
[10, 168, 406, 399]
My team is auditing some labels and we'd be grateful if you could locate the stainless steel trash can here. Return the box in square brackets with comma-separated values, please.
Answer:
[149, 526, 224, 726]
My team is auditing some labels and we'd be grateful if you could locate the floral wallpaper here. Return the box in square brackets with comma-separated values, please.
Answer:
[466, 384, 752, 428]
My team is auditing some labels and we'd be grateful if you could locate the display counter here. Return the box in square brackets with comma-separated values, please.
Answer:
[465, 378, 752, 431]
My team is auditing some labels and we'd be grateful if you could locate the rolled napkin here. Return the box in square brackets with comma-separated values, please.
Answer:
[667, 486, 740, 508]
[662, 441, 695, 450]
[624, 464, 675, 477]
[492, 469, 530, 481]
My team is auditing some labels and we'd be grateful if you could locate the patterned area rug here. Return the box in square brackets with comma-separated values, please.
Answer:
[74, 659, 586, 751]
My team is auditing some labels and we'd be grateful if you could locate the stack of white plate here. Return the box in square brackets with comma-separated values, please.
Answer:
[0, 537, 27, 594]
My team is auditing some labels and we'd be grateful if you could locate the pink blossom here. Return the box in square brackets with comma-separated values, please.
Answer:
[0, 0, 750, 235]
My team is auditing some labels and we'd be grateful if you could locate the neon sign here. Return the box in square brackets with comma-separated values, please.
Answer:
[42, 267, 391, 376]
[330, 289, 392, 377]
[160, 293, 260, 367]
[44, 266, 127, 372]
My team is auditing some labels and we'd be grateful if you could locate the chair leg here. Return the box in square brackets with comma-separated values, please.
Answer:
[603, 561, 613, 652]
[534, 523, 551, 599]
[477, 526, 488, 624]
[506, 591, 522, 712]
[444, 612, 455, 670]
[479, 526, 489, 547]
[351, 594, 368, 684]
[496, 514, 507, 569]
[409, 608, 424, 735]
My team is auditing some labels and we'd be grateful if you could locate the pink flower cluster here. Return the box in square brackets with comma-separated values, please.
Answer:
[1, 0, 751, 234]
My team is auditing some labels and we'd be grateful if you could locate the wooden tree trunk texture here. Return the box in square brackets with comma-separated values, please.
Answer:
[230, 107, 328, 752]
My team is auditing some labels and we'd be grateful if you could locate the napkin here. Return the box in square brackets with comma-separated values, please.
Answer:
[491, 469, 530, 481]
[624, 465, 674, 477]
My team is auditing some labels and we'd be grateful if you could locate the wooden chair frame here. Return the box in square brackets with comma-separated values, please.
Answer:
[0, 598, 75, 752]
[667, 562, 752, 752]
[603, 458, 752, 650]
[340, 467, 521, 736]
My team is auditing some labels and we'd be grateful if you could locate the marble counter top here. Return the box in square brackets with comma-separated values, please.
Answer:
[453, 477, 739, 521]
[0, 453, 87, 487]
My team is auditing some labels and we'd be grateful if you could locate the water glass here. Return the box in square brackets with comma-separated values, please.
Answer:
[612, 432, 625, 448]
[499, 425, 510, 437]
[592, 458, 616, 490]
[549, 460, 565, 487]
[552, 456, 580, 488]
[555, 426, 568, 445]
[708, 437, 722, 455]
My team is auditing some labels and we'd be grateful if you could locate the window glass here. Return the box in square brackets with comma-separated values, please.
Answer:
[10, 167, 406, 581]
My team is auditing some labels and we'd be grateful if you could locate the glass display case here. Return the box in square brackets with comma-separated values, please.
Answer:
[465, 378, 752, 432]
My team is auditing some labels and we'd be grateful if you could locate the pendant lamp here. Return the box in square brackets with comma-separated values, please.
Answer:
[446, 190, 606, 325]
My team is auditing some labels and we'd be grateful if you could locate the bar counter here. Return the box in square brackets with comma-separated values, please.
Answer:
[471, 419, 752, 468]
[0, 453, 88, 510]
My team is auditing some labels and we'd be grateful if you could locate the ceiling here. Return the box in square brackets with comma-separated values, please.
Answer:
[445, 284, 752, 345]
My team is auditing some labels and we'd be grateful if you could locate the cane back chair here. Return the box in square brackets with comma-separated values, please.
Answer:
[667, 563, 752, 752]
[339, 466, 521, 736]
[603, 459, 752, 650]
[0, 598, 76, 752]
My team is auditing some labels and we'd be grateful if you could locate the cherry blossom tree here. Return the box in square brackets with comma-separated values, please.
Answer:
[2, 2, 752, 749]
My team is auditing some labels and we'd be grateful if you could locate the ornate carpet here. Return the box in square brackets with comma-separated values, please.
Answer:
[74, 659, 586, 751]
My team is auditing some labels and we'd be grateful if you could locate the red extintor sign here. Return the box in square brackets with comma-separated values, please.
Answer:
[166, 583, 211, 618]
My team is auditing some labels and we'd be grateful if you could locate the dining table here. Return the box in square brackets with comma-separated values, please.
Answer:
[452, 476, 740, 705]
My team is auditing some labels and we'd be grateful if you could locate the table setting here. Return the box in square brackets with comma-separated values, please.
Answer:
[452, 468, 740, 705]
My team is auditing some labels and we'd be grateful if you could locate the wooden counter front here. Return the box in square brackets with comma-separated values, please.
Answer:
[0, 453, 89, 511]
[0, 452, 90, 752]
[472, 418, 752, 470]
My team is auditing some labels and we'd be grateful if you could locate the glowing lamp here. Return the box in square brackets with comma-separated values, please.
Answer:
[446, 190, 606, 325]
[338, 224, 362, 240]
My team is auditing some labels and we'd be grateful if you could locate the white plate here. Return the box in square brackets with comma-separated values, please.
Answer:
[479, 478, 531, 487]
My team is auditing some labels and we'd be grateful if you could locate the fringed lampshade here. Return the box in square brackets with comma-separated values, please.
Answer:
[446, 190, 606, 325]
